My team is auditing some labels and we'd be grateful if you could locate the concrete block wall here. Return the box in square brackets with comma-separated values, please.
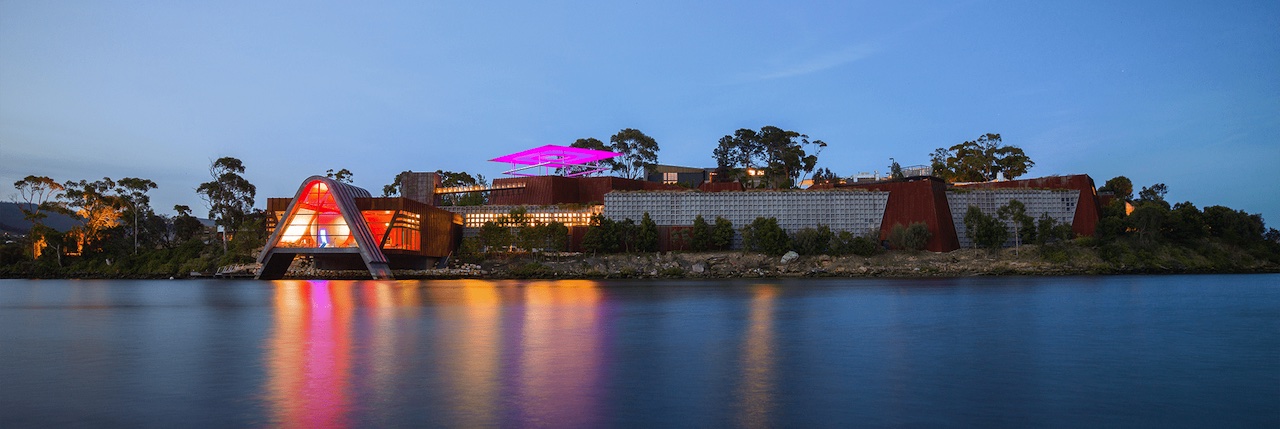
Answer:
[947, 189, 1079, 248]
[604, 190, 889, 247]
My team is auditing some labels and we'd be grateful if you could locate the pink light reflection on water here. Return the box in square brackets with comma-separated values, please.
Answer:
[264, 280, 353, 429]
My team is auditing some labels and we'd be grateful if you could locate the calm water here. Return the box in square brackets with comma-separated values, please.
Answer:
[1, 275, 1277, 428]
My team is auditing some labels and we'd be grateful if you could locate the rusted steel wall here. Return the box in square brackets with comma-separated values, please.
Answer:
[658, 226, 693, 251]
[490, 176, 580, 205]
[352, 197, 460, 258]
[698, 182, 745, 192]
[839, 177, 960, 252]
[953, 175, 1100, 237]
[486, 176, 670, 205]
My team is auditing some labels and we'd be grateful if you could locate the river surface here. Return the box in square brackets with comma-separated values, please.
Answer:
[1, 275, 1277, 428]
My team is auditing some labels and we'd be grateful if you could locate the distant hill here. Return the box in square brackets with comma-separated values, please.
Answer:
[0, 202, 83, 235]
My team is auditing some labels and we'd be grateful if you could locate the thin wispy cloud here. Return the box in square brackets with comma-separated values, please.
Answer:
[727, 6, 956, 85]
[735, 43, 881, 83]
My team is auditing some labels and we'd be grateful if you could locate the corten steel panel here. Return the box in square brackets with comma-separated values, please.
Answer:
[579, 177, 658, 203]
[640, 181, 685, 191]
[568, 226, 589, 252]
[658, 226, 693, 251]
[954, 174, 1100, 237]
[490, 176, 582, 205]
[267, 198, 292, 212]
[698, 182, 745, 192]
[353, 197, 460, 258]
[839, 177, 960, 252]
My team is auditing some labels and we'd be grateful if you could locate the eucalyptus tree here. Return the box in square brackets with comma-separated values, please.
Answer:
[609, 129, 659, 179]
[197, 157, 256, 251]
[713, 126, 826, 189]
[930, 133, 1033, 182]
[64, 177, 124, 253]
[325, 168, 354, 183]
[12, 175, 65, 259]
[114, 177, 158, 254]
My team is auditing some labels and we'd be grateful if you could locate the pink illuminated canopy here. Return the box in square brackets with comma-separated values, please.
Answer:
[489, 145, 621, 177]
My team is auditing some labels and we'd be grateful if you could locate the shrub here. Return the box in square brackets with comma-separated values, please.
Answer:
[832, 230, 879, 257]
[690, 215, 711, 251]
[638, 213, 658, 252]
[964, 206, 1008, 250]
[742, 217, 790, 256]
[712, 217, 735, 250]
[792, 225, 833, 255]
[887, 222, 931, 251]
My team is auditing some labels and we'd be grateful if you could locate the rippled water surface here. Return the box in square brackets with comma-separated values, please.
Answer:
[1, 275, 1278, 428]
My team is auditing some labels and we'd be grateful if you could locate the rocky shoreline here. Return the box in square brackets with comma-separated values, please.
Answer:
[229, 245, 1277, 280]
[7, 244, 1276, 280]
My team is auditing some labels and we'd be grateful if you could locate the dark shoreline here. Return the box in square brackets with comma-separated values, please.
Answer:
[5, 247, 1278, 280]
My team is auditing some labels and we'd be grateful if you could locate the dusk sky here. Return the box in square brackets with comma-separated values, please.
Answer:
[2, 1, 1277, 222]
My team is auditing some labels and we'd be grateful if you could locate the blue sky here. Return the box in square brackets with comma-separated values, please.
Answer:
[2, 0, 1277, 223]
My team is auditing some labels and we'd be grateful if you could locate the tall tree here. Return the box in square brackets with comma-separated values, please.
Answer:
[114, 177, 157, 254]
[63, 177, 124, 254]
[609, 129, 659, 179]
[197, 157, 257, 251]
[172, 205, 204, 243]
[930, 133, 1033, 182]
[436, 170, 487, 206]
[811, 167, 840, 186]
[888, 159, 905, 179]
[996, 199, 1035, 253]
[12, 175, 65, 260]
[562, 138, 616, 176]
[638, 212, 658, 252]
[1098, 176, 1134, 201]
[382, 170, 412, 197]
[713, 126, 826, 188]
[1137, 183, 1168, 206]
[325, 168, 354, 183]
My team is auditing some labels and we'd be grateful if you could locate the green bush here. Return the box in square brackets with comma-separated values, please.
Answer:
[832, 230, 879, 257]
[741, 217, 790, 256]
[690, 215, 711, 251]
[964, 206, 1008, 250]
[887, 222, 931, 251]
[711, 217, 735, 250]
[792, 225, 833, 255]
[510, 262, 554, 278]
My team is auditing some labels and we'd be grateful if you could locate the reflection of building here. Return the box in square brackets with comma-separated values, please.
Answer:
[257, 176, 463, 280]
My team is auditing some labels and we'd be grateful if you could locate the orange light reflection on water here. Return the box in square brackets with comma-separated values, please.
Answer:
[265, 280, 353, 429]
[518, 280, 605, 428]
[738, 285, 778, 429]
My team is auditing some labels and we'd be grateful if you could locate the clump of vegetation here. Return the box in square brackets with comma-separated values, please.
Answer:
[832, 231, 880, 257]
[509, 262, 554, 278]
[792, 225, 834, 255]
[887, 222, 932, 251]
[688, 215, 736, 252]
[741, 217, 790, 256]
[964, 206, 1009, 251]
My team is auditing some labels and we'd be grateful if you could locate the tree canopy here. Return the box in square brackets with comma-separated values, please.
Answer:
[713, 126, 826, 189]
[930, 133, 1033, 182]
[436, 170, 487, 206]
[196, 157, 256, 250]
[325, 168, 354, 183]
[1098, 176, 1134, 201]
[609, 129, 659, 179]
[564, 137, 614, 176]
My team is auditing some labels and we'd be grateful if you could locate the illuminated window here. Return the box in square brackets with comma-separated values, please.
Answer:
[663, 172, 678, 184]
[276, 181, 358, 249]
